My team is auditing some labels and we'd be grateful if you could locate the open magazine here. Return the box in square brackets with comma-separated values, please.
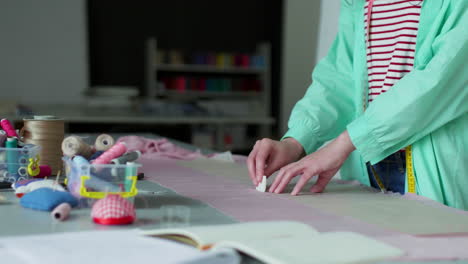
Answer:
[142, 221, 404, 264]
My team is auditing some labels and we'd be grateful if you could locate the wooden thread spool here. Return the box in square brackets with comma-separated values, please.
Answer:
[95, 134, 115, 152]
[62, 136, 93, 159]
[22, 117, 65, 175]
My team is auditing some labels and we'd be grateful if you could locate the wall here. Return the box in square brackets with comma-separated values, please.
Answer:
[280, 0, 341, 134]
[316, 1, 341, 64]
[0, 0, 88, 104]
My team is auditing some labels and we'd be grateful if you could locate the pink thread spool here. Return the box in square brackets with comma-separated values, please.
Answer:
[34, 165, 52, 178]
[91, 142, 127, 165]
[51, 203, 71, 221]
[0, 119, 18, 138]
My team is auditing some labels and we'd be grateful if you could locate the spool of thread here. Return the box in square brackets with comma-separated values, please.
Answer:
[0, 119, 18, 138]
[33, 115, 57, 120]
[51, 203, 71, 221]
[34, 165, 52, 178]
[68, 156, 90, 196]
[0, 151, 6, 162]
[91, 142, 127, 165]
[18, 167, 28, 177]
[72, 155, 90, 168]
[22, 117, 64, 175]
[111, 150, 141, 165]
[61, 136, 93, 159]
[6, 137, 19, 180]
[72, 155, 116, 191]
[125, 161, 137, 191]
[0, 133, 6, 147]
[95, 134, 115, 152]
[89, 151, 104, 161]
[0, 169, 8, 181]
[18, 156, 28, 165]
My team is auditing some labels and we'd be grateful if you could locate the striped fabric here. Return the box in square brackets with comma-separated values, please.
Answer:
[365, 0, 423, 103]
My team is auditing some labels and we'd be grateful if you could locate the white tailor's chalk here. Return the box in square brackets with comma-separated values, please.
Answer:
[256, 176, 267, 192]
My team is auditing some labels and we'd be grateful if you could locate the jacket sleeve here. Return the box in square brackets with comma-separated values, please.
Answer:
[282, 0, 357, 154]
[347, 1, 468, 164]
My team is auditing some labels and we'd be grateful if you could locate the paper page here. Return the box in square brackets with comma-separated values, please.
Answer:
[0, 246, 28, 264]
[0, 230, 240, 264]
[214, 232, 404, 264]
[143, 221, 318, 248]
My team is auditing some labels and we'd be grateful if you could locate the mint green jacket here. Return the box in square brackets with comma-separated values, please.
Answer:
[283, 0, 468, 210]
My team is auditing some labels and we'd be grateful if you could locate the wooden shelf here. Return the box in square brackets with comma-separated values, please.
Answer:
[155, 64, 265, 74]
[4, 104, 275, 125]
[156, 90, 261, 99]
[145, 37, 273, 151]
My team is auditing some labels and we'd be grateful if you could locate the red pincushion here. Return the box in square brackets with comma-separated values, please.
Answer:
[91, 194, 136, 225]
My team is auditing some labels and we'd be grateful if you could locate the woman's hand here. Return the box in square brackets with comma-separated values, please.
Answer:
[268, 131, 356, 195]
[247, 137, 304, 186]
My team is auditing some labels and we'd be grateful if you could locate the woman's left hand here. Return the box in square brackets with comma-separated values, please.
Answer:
[268, 130, 356, 195]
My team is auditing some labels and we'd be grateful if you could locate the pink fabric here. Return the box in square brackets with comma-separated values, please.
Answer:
[117, 136, 206, 160]
[140, 158, 468, 261]
[380, 235, 468, 261]
[140, 158, 395, 237]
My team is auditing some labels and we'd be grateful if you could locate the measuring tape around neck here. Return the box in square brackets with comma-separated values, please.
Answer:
[405, 145, 416, 193]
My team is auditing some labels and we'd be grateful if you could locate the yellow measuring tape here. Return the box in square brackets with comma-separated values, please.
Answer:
[370, 165, 386, 192]
[405, 145, 416, 193]
[369, 146, 416, 193]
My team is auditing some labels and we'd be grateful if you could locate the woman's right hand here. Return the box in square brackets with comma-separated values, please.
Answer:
[247, 137, 304, 186]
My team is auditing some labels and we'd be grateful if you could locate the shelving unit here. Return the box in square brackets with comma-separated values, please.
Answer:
[144, 37, 274, 152]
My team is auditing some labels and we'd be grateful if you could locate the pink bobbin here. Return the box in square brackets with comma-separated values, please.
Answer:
[51, 203, 71, 221]
[0, 119, 18, 138]
[91, 142, 127, 165]
[34, 165, 52, 178]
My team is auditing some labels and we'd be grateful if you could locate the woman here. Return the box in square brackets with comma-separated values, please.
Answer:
[248, 0, 468, 210]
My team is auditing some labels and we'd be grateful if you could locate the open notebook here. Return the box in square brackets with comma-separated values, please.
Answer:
[142, 221, 404, 264]
[0, 230, 240, 264]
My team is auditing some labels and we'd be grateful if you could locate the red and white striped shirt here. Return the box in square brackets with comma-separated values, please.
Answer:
[365, 0, 423, 103]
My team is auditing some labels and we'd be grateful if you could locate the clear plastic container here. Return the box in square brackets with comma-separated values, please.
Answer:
[63, 157, 141, 202]
[0, 144, 41, 183]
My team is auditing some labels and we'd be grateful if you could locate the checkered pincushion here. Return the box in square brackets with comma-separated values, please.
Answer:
[91, 194, 135, 225]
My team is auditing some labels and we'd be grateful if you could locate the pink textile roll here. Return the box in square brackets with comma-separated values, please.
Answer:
[91, 142, 127, 165]
[0, 119, 18, 138]
[51, 203, 71, 221]
[36, 165, 52, 178]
